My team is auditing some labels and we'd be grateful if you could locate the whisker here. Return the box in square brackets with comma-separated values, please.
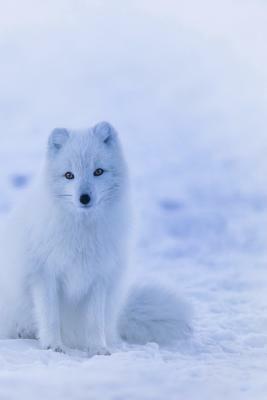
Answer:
[55, 194, 73, 197]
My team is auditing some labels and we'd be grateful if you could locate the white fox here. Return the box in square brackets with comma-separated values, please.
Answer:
[0, 122, 191, 356]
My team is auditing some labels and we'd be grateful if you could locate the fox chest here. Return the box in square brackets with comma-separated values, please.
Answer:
[30, 223, 120, 300]
[39, 238, 104, 299]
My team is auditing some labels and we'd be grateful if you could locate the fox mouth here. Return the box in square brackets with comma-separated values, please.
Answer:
[78, 204, 93, 211]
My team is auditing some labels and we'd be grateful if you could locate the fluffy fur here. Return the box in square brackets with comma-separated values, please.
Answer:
[0, 122, 191, 356]
[119, 284, 192, 346]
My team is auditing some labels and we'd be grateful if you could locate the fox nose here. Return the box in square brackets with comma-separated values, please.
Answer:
[80, 194, 91, 205]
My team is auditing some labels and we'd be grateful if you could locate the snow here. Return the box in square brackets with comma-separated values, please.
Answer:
[0, 0, 267, 399]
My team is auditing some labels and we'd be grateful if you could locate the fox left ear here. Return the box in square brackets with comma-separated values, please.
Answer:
[93, 121, 117, 144]
[48, 128, 70, 155]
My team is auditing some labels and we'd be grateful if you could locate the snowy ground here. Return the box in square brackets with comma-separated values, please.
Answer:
[0, 0, 267, 399]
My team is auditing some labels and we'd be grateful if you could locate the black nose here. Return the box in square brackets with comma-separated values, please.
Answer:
[80, 194, 91, 205]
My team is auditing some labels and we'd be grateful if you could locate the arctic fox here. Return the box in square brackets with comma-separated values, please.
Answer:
[0, 122, 191, 356]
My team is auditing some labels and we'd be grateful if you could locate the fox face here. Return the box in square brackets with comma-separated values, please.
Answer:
[46, 122, 127, 214]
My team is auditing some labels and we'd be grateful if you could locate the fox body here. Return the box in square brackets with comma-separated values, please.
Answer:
[0, 122, 191, 356]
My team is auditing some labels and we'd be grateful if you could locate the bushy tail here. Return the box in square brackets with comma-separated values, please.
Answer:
[118, 284, 192, 346]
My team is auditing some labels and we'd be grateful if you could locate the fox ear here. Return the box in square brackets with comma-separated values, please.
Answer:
[48, 128, 69, 154]
[93, 121, 117, 144]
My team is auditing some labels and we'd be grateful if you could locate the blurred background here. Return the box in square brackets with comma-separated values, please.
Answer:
[0, 1, 267, 397]
[0, 0, 266, 259]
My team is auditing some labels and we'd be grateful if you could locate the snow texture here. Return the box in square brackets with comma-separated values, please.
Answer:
[0, 0, 267, 399]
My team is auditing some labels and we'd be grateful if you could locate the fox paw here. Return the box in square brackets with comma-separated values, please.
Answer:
[87, 345, 111, 357]
[48, 346, 64, 353]
[45, 344, 67, 354]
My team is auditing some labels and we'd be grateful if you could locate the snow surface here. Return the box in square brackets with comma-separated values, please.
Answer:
[0, 0, 267, 399]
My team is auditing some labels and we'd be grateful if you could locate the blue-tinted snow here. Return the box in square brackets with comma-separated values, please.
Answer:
[0, 1, 267, 399]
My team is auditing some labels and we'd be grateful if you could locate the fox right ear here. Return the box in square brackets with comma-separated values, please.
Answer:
[93, 121, 117, 144]
[48, 128, 69, 154]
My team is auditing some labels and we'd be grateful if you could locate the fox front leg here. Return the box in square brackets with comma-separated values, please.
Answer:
[86, 281, 110, 357]
[33, 275, 65, 353]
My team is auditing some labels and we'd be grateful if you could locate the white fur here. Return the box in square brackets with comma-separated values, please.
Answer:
[118, 284, 192, 346]
[0, 122, 191, 356]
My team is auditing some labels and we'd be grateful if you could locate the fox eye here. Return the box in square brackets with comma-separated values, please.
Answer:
[94, 168, 104, 177]
[65, 172, 74, 180]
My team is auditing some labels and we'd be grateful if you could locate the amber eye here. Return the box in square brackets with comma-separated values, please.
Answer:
[65, 172, 74, 180]
[94, 168, 104, 177]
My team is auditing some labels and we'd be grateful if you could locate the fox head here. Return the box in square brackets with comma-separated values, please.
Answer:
[45, 122, 128, 215]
